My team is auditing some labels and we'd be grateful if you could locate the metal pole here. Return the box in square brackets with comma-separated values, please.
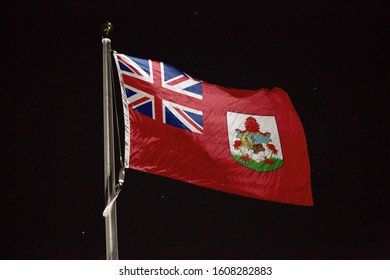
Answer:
[102, 35, 119, 260]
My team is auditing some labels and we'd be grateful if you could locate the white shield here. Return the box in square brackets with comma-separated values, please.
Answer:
[227, 111, 283, 172]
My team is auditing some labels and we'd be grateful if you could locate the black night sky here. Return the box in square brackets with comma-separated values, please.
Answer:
[2, 0, 388, 259]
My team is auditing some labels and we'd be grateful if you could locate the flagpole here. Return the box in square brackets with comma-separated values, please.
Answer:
[102, 22, 119, 260]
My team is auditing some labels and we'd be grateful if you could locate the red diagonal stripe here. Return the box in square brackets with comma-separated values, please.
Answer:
[129, 96, 150, 108]
[118, 55, 143, 76]
[174, 107, 203, 132]
[166, 75, 188, 86]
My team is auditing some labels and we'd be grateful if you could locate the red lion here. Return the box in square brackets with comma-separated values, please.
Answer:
[243, 117, 260, 133]
[238, 117, 269, 136]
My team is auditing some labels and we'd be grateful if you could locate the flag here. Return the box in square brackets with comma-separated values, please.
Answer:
[113, 53, 313, 206]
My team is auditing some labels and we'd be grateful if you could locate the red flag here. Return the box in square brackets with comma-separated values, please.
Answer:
[113, 53, 313, 206]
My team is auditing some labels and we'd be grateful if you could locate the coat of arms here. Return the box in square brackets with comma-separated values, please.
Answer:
[227, 112, 283, 172]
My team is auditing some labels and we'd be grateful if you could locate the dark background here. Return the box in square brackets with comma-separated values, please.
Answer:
[2, 0, 388, 259]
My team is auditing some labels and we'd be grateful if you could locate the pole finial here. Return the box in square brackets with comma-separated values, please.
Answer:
[101, 21, 113, 37]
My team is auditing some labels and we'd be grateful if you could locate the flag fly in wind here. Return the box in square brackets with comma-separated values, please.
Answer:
[113, 53, 313, 206]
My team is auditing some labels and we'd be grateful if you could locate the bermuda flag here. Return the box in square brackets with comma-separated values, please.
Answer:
[113, 53, 313, 206]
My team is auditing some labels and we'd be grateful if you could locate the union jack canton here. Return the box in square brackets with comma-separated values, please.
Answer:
[114, 53, 204, 134]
